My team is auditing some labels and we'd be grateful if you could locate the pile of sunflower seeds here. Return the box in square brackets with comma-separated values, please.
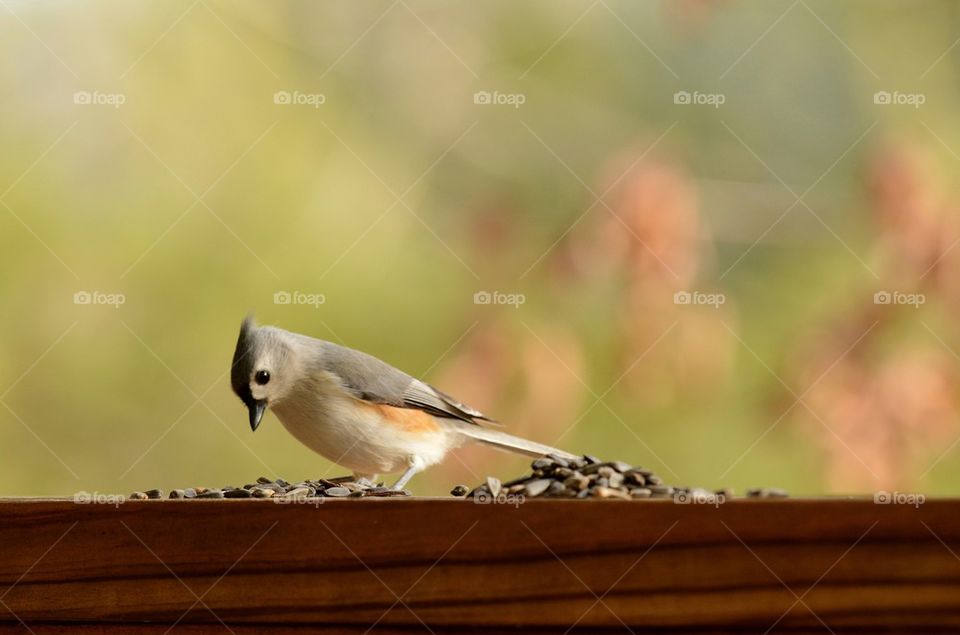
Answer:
[455, 454, 788, 500]
[129, 476, 410, 500]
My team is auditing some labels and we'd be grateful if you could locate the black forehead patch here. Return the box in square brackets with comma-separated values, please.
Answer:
[231, 316, 256, 403]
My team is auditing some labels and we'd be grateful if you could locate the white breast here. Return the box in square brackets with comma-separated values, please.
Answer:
[269, 373, 459, 477]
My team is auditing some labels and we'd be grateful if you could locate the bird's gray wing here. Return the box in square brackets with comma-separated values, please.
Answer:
[318, 341, 495, 424]
[402, 379, 497, 424]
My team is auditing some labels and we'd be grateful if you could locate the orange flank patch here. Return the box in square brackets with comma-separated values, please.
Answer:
[360, 402, 441, 433]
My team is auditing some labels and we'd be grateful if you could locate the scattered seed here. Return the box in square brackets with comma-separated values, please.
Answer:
[125, 459, 782, 503]
[546, 454, 570, 467]
[464, 455, 783, 501]
[486, 476, 502, 498]
[546, 481, 566, 497]
[747, 487, 789, 498]
[593, 486, 630, 500]
[531, 458, 553, 470]
[524, 479, 552, 497]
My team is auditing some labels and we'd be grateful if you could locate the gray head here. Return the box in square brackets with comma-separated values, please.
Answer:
[231, 316, 302, 431]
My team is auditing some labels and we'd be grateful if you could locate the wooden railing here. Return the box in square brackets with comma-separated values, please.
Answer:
[1, 497, 958, 633]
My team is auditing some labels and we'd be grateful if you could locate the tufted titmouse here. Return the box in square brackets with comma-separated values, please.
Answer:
[231, 317, 577, 489]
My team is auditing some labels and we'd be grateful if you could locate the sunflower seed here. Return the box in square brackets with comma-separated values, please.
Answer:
[531, 458, 553, 470]
[546, 454, 570, 468]
[564, 475, 590, 491]
[524, 479, 552, 497]
[486, 476, 502, 498]
[593, 486, 630, 500]
[546, 481, 566, 497]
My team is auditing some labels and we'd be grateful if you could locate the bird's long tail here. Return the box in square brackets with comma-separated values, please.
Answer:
[449, 423, 579, 461]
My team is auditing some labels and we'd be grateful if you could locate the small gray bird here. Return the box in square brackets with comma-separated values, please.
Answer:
[231, 317, 577, 489]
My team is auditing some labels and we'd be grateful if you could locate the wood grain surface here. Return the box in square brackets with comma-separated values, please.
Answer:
[0, 498, 958, 633]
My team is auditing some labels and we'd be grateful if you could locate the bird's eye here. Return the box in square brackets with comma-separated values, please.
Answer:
[254, 370, 271, 385]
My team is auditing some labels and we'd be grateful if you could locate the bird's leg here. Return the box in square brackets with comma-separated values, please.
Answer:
[392, 456, 426, 490]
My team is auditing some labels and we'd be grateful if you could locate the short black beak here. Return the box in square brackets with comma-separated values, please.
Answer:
[248, 400, 267, 431]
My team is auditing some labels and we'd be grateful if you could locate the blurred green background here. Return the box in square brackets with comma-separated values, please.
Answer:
[2, 0, 960, 497]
